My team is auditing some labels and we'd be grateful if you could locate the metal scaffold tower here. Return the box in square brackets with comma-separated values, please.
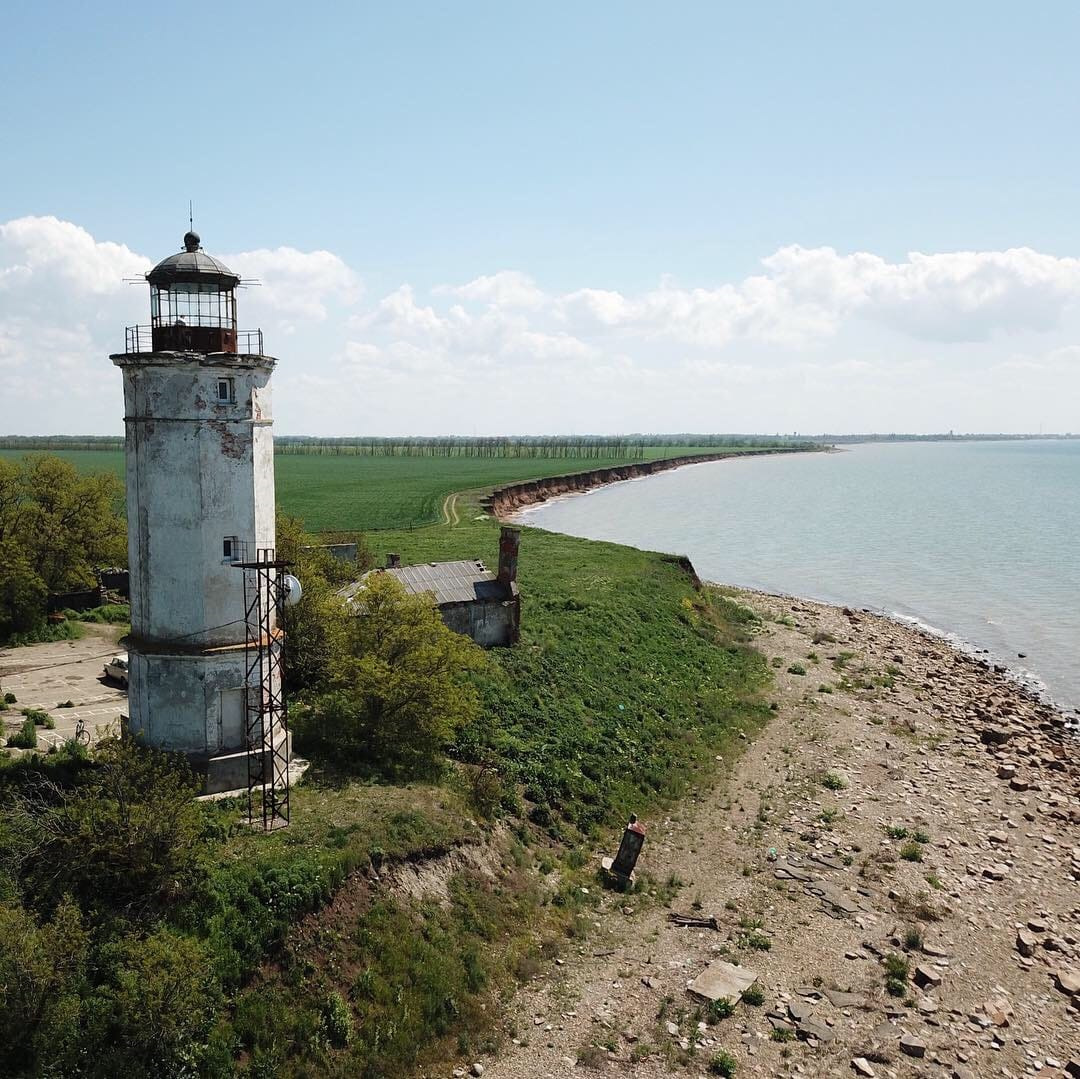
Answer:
[237, 548, 291, 829]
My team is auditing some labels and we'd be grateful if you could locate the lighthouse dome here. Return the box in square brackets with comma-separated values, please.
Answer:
[147, 232, 240, 288]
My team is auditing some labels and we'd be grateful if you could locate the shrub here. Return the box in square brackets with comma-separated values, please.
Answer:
[708, 1050, 738, 1076]
[7, 718, 37, 749]
[298, 574, 487, 780]
[56, 701, 75, 709]
[321, 990, 354, 1049]
[786, 663, 806, 676]
[706, 997, 734, 1022]
[1, 736, 212, 916]
[23, 708, 54, 728]
[741, 984, 765, 1006]
[822, 771, 847, 790]
[899, 841, 923, 863]
[75, 604, 130, 624]
[4, 692, 17, 704]
[885, 825, 908, 840]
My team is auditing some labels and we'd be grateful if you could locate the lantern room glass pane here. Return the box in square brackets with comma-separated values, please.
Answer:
[151, 283, 236, 329]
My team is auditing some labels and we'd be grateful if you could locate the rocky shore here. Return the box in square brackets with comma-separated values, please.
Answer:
[472, 590, 1079, 1079]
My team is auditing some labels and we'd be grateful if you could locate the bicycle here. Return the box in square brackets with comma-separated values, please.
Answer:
[73, 718, 90, 747]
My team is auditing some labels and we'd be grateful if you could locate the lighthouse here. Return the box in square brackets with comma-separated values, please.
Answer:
[112, 231, 283, 801]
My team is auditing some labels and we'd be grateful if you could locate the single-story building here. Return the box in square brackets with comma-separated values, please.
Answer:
[338, 526, 521, 647]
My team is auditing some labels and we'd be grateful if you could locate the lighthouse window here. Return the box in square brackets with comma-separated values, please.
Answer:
[222, 536, 238, 561]
[216, 378, 234, 402]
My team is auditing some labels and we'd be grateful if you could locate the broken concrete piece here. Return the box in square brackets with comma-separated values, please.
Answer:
[686, 960, 758, 1004]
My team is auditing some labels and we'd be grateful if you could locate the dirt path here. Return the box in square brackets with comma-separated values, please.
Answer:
[470, 591, 1079, 1079]
[443, 492, 461, 526]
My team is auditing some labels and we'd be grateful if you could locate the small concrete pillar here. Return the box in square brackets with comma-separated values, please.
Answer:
[497, 526, 521, 588]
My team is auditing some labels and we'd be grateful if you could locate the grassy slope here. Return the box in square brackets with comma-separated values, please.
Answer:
[210, 495, 772, 1077]
[0, 445, 774, 531]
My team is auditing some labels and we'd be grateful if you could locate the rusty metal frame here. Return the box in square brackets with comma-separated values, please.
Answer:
[236, 549, 291, 829]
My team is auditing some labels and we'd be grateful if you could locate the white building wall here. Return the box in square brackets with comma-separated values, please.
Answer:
[112, 350, 278, 758]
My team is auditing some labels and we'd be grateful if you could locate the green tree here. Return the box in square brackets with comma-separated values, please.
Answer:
[301, 573, 486, 778]
[276, 513, 356, 694]
[0, 455, 125, 639]
[0, 897, 88, 1074]
[1, 737, 213, 917]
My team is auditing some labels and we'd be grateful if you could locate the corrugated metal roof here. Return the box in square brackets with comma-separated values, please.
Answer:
[338, 560, 517, 608]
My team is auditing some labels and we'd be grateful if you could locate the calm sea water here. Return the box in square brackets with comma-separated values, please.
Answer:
[521, 441, 1080, 715]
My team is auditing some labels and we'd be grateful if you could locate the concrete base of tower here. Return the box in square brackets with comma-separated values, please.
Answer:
[202, 728, 292, 795]
[125, 645, 261, 758]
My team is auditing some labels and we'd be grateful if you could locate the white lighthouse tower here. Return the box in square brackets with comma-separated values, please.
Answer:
[112, 231, 284, 803]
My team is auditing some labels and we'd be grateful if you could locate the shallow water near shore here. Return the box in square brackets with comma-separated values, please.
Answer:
[520, 440, 1080, 714]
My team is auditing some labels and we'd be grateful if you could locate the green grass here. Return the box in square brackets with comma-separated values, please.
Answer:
[211, 496, 772, 1074]
[0, 445, 793, 532]
[0, 449, 782, 1076]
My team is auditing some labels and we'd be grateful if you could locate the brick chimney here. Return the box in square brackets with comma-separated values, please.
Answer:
[497, 526, 520, 588]
[386, 553, 401, 569]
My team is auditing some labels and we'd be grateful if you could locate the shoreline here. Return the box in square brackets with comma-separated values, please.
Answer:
[485, 583, 1080, 1079]
[729, 584, 1079, 728]
[489, 452, 1078, 723]
[484, 447, 819, 518]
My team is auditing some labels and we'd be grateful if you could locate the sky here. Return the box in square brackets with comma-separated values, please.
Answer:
[2, 1, 1079, 436]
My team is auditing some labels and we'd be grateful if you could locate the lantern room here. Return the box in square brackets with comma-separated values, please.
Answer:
[144, 231, 242, 353]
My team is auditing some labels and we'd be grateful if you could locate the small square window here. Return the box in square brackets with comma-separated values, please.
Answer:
[216, 378, 234, 402]
[223, 536, 238, 560]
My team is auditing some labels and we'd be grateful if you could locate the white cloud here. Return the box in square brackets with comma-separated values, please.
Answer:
[2, 214, 1080, 435]
[224, 246, 360, 321]
[436, 270, 546, 309]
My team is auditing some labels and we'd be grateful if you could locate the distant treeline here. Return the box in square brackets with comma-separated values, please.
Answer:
[0, 434, 820, 458]
[0, 436, 125, 451]
[273, 435, 816, 458]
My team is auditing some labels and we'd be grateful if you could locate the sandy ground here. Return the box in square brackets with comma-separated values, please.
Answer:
[0, 624, 127, 748]
[460, 591, 1079, 1079]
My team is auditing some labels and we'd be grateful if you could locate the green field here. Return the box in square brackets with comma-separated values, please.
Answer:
[0, 445, 784, 531]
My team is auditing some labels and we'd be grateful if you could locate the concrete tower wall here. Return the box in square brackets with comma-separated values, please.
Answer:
[111, 350, 278, 760]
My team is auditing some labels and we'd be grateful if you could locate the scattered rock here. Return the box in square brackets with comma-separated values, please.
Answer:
[996, 763, 1016, 780]
[852, 1057, 876, 1077]
[1016, 928, 1038, 957]
[980, 996, 1014, 1027]
[470, 1065, 484, 1078]
[913, 964, 942, 989]
[1054, 969, 1080, 996]
[899, 1033, 927, 1058]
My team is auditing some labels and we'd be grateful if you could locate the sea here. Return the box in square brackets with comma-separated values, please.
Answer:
[518, 440, 1080, 716]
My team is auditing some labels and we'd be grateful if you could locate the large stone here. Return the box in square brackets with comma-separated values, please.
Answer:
[900, 1034, 927, 1058]
[1054, 969, 1080, 996]
[796, 1017, 835, 1044]
[852, 1057, 876, 1076]
[1016, 928, 1038, 957]
[687, 961, 758, 1004]
[913, 964, 942, 989]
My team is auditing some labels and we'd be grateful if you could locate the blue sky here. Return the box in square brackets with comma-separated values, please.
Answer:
[2, 3, 1080, 434]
